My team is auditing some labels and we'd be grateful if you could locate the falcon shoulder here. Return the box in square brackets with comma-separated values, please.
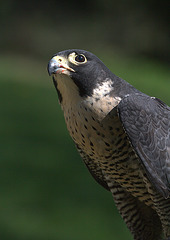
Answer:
[117, 93, 170, 198]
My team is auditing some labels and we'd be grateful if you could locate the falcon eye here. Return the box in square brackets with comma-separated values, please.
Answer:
[75, 54, 86, 63]
[68, 52, 87, 65]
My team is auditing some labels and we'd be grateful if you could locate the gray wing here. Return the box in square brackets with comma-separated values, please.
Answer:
[117, 94, 170, 198]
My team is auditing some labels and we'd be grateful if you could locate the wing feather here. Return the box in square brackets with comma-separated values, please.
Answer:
[117, 94, 170, 198]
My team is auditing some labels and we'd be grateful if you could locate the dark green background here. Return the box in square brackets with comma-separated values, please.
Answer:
[0, 1, 170, 239]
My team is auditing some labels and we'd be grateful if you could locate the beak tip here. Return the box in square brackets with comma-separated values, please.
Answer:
[47, 69, 52, 76]
[47, 58, 61, 76]
[47, 61, 54, 76]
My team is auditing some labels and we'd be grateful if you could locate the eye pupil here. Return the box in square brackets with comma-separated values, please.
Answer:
[75, 54, 85, 63]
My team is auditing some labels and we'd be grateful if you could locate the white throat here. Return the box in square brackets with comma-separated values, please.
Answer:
[54, 74, 81, 108]
[55, 75, 121, 120]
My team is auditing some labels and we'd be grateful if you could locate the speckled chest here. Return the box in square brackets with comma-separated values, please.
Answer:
[62, 98, 153, 206]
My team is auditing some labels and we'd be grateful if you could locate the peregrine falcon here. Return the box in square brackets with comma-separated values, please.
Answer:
[47, 49, 170, 240]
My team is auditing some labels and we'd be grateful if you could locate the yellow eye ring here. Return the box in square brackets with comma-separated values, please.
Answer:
[68, 52, 87, 65]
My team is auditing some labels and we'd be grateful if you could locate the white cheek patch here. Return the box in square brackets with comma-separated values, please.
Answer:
[85, 78, 122, 118]
[92, 78, 114, 99]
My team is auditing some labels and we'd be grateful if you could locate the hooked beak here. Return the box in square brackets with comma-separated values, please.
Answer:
[47, 56, 75, 76]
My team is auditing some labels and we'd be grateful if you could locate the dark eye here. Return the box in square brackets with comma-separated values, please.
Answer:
[75, 54, 86, 63]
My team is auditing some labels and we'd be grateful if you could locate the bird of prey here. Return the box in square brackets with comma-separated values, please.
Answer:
[47, 49, 170, 240]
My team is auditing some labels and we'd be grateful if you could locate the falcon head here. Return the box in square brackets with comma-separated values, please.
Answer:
[47, 49, 116, 104]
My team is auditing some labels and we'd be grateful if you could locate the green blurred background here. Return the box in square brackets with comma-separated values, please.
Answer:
[0, 1, 170, 239]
